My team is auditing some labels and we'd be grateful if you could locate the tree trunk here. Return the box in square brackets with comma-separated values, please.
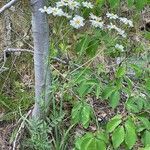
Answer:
[30, 0, 51, 118]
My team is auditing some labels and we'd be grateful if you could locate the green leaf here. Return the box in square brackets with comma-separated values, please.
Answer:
[71, 101, 82, 124]
[116, 66, 126, 78]
[96, 0, 105, 7]
[130, 64, 142, 77]
[135, 0, 147, 11]
[81, 103, 92, 128]
[106, 115, 122, 133]
[142, 130, 150, 147]
[86, 39, 99, 57]
[112, 126, 125, 149]
[78, 82, 90, 97]
[80, 133, 106, 150]
[102, 86, 115, 99]
[96, 132, 109, 144]
[109, 90, 120, 109]
[125, 119, 137, 149]
[127, 0, 134, 7]
[75, 35, 90, 56]
[139, 117, 150, 130]
[109, 0, 120, 8]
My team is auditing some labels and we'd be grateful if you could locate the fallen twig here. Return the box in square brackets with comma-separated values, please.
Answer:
[0, 0, 19, 14]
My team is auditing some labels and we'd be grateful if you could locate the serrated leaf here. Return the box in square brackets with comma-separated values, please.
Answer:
[125, 119, 137, 149]
[112, 126, 125, 149]
[109, 90, 120, 109]
[106, 115, 122, 133]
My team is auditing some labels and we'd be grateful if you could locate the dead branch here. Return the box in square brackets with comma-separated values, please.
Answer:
[0, 0, 19, 14]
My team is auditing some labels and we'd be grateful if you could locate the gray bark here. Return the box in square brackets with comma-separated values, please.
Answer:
[30, 0, 51, 118]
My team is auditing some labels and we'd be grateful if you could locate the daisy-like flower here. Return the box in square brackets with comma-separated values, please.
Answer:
[56, 1, 66, 7]
[67, 0, 80, 10]
[90, 20, 104, 28]
[70, 15, 85, 29]
[62, 12, 72, 18]
[115, 44, 124, 51]
[116, 28, 126, 38]
[82, 1, 93, 9]
[39, 6, 48, 13]
[107, 23, 118, 30]
[89, 13, 102, 21]
[47, 7, 64, 16]
[119, 17, 133, 27]
[106, 12, 118, 19]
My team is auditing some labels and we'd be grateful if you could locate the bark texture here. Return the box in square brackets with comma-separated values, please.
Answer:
[30, 0, 50, 118]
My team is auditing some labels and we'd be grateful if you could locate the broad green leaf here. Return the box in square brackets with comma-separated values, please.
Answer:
[78, 82, 90, 97]
[125, 119, 137, 149]
[139, 117, 150, 130]
[81, 135, 106, 150]
[109, 90, 120, 109]
[76, 133, 93, 150]
[96, 139, 106, 150]
[96, 132, 109, 144]
[116, 66, 126, 78]
[126, 97, 143, 113]
[71, 101, 82, 123]
[112, 126, 125, 149]
[81, 104, 92, 128]
[142, 130, 150, 147]
[106, 115, 122, 133]
[102, 86, 115, 99]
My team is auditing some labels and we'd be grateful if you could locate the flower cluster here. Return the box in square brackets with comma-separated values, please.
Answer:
[89, 13, 104, 28]
[39, 1, 134, 38]
[115, 44, 124, 52]
[107, 23, 126, 38]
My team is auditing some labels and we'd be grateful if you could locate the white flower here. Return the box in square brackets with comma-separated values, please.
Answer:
[47, 7, 64, 16]
[107, 23, 118, 30]
[119, 17, 133, 27]
[82, 1, 93, 9]
[39, 6, 48, 13]
[106, 12, 118, 19]
[90, 20, 104, 28]
[116, 28, 126, 38]
[70, 15, 85, 29]
[46, 6, 53, 14]
[115, 44, 124, 51]
[67, 0, 80, 10]
[62, 12, 72, 18]
[89, 13, 102, 21]
[56, 1, 66, 7]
